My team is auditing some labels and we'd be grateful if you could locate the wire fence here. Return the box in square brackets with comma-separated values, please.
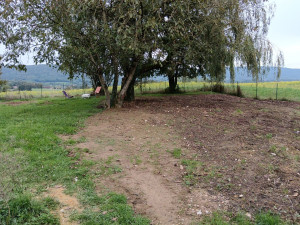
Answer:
[0, 81, 300, 102]
[0, 87, 93, 100]
[136, 81, 300, 102]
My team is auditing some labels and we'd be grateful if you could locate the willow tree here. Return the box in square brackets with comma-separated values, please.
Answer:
[158, 0, 283, 88]
[0, 0, 283, 107]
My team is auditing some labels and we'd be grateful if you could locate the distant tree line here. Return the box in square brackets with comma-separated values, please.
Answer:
[0, 0, 283, 108]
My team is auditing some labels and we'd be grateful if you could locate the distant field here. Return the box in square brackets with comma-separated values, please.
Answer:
[0, 88, 94, 100]
[1, 81, 300, 101]
[137, 81, 300, 101]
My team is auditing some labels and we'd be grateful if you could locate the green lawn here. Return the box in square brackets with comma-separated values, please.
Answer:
[0, 97, 149, 225]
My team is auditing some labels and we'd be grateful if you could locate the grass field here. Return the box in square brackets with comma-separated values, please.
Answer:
[1, 81, 299, 102]
[0, 98, 149, 224]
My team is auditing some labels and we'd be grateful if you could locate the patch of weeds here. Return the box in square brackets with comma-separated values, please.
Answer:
[0, 194, 59, 225]
[41, 196, 60, 210]
[96, 156, 122, 176]
[204, 166, 223, 182]
[73, 193, 150, 225]
[250, 125, 256, 130]
[181, 159, 203, 186]
[149, 149, 160, 165]
[64, 138, 78, 146]
[255, 212, 289, 225]
[266, 164, 278, 174]
[130, 155, 142, 165]
[81, 159, 96, 167]
[266, 133, 273, 139]
[269, 145, 288, 158]
[107, 139, 116, 146]
[78, 136, 87, 143]
[282, 188, 289, 195]
[168, 148, 182, 159]
[234, 109, 243, 115]
[82, 148, 90, 153]
[196, 212, 231, 225]
[295, 155, 300, 162]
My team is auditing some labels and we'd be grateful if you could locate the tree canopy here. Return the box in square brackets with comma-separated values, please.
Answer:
[0, 0, 283, 107]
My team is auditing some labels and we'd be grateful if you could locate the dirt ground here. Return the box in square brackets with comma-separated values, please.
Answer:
[70, 94, 300, 224]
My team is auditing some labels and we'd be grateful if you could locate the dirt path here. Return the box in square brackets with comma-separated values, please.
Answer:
[72, 107, 227, 224]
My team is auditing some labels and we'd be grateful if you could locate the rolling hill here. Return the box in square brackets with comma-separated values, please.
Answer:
[1, 64, 300, 85]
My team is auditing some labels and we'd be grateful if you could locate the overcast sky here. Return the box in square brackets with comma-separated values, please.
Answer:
[1, 0, 299, 68]
[268, 0, 300, 68]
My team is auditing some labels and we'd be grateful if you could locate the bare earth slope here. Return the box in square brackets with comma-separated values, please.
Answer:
[70, 94, 300, 224]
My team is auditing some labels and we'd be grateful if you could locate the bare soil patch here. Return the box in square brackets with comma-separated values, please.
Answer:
[46, 186, 81, 225]
[70, 94, 299, 224]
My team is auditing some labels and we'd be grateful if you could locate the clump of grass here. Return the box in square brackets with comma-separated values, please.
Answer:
[73, 193, 150, 225]
[41, 197, 60, 210]
[234, 109, 243, 115]
[130, 155, 142, 165]
[0, 194, 59, 225]
[95, 155, 123, 176]
[266, 133, 273, 139]
[255, 212, 289, 225]
[169, 148, 182, 159]
[181, 159, 203, 186]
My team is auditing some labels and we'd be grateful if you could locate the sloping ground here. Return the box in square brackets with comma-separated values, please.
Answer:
[71, 94, 299, 224]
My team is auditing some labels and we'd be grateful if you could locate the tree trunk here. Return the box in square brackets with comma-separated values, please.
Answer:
[110, 57, 119, 107]
[124, 76, 136, 102]
[167, 66, 179, 93]
[97, 71, 111, 108]
[117, 62, 138, 107]
[168, 75, 177, 93]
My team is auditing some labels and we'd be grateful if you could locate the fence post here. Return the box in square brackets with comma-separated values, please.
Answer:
[40, 84, 43, 98]
[276, 83, 279, 100]
[255, 80, 258, 99]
